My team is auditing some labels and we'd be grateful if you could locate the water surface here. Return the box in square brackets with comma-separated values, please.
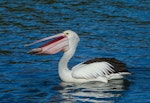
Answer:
[0, 0, 150, 103]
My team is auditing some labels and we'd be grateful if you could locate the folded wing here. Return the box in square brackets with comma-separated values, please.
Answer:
[72, 62, 114, 79]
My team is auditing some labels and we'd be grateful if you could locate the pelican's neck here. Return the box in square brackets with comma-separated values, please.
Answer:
[59, 50, 74, 70]
[58, 48, 76, 82]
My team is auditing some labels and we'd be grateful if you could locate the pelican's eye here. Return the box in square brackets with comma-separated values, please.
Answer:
[65, 32, 69, 36]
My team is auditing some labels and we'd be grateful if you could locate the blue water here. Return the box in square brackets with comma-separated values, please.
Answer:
[0, 0, 150, 103]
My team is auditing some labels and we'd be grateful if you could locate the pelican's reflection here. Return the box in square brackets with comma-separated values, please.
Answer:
[57, 79, 130, 103]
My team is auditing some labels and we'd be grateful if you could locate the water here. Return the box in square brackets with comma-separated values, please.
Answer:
[0, 0, 150, 103]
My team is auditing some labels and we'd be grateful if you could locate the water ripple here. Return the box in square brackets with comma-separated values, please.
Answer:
[0, 0, 150, 103]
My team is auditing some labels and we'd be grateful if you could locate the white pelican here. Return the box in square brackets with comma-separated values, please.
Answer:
[26, 30, 130, 83]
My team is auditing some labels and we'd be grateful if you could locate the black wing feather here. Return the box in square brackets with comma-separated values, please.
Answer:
[83, 58, 129, 73]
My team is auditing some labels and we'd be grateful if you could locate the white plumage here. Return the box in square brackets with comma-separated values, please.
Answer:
[72, 62, 114, 79]
[27, 30, 130, 83]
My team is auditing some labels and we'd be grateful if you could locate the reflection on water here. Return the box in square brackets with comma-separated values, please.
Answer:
[51, 80, 130, 103]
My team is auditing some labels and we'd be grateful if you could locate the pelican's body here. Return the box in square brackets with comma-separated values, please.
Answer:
[27, 30, 130, 83]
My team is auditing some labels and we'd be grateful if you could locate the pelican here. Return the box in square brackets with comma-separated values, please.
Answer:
[26, 30, 130, 83]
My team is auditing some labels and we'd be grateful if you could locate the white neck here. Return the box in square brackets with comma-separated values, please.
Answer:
[58, 48, 76, 82]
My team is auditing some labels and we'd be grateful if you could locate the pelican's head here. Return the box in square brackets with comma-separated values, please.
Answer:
[26, 30, 80, 54]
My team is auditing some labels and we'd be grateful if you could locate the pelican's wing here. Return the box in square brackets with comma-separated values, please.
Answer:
[72, 62, 114, 79]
